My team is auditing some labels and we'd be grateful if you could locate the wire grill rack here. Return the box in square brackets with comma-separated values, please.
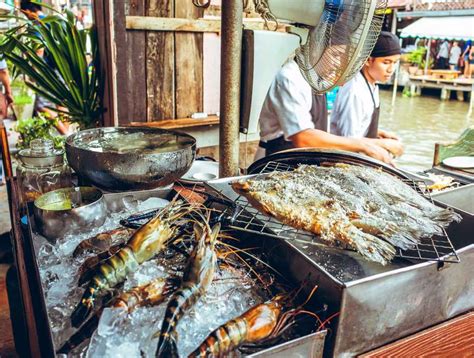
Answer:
[212, 161, 460, 264]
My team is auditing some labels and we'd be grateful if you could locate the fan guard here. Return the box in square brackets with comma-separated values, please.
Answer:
[293, 0, 388, 93]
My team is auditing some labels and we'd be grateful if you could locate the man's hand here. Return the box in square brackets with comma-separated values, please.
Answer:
[361, 140, 394, 165]
[376, 138, 404, 158]
[5, 92, 13, 105]
[377, 129, 399, 140]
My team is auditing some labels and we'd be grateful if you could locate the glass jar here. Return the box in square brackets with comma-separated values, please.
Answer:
[16, 139, 72, 205]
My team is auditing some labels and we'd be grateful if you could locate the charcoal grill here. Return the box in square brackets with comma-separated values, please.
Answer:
[203, 149, 474, 356]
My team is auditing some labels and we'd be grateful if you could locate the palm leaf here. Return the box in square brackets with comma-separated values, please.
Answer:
[1, 9, 103, 128]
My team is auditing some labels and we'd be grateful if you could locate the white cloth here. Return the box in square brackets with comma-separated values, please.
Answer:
[449, 46, 462, 64]
[330, 72, 379, 138]
[259, 60, 314, 141]
[439, 41, 449, 59]
[0, 59, 7, 70]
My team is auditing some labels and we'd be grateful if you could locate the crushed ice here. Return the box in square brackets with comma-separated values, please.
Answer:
[34, 198, 265, 357]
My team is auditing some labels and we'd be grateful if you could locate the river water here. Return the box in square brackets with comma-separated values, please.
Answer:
[379, 89, 472, 172]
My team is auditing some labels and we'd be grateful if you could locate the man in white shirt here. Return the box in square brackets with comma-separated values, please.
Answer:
[437, 40, 449, 69]
[331, 31, 403, 148]
[258, 32, 403, 165]
[449, 41, 462, 70]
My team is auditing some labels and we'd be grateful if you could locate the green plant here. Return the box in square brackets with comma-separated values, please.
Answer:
[420, 57, 434, 70]
[407, 47, 427, 67]
[15, 115, 65, 150]
[13, 94, 34, 105]
[0, 7, 103, 129]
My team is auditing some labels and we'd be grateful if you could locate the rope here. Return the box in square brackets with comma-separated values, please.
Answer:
[253, 0, 279, 31]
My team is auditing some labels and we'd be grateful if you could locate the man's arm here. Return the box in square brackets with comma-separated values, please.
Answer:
[0, 69, 13, 105]
[289, 129, 395, 164]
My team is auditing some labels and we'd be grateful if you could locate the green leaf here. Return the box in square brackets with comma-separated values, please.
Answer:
[3, 10, 102, 129]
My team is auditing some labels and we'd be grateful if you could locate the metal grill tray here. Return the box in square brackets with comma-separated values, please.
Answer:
[242, 160, 459, 264]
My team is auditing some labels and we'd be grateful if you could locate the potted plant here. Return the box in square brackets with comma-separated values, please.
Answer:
[14, 114, 65, 150]
[407, 47, 427, 75]
[0, 7, 103, 129]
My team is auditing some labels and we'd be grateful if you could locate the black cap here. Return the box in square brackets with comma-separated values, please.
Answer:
[371, 31, 401, 58]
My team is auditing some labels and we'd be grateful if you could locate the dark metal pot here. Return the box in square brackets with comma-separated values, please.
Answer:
[65, 127, 196, 191]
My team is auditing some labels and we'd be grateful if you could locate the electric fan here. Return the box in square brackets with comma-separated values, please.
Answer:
[257, 0, 388, 93]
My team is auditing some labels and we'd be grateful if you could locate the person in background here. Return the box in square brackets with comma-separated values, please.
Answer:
[257, 34, 402, 165]
[436, 39, 449, 69]
[449, 41, 462, 71]
[467, 44, 474, 79]
[0, 58, 13, 117]
[20, 0, 46, 56]
[330, 31, 403, 159]
[0, 57, 13, 185]
[461, 41, 472, 78]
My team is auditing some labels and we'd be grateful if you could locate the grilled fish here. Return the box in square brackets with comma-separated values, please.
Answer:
[232, 164, 461, 265]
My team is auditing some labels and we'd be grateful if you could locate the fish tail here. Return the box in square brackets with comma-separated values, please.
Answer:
[354, 232, 396, 265]
[430, 208, 463, 226]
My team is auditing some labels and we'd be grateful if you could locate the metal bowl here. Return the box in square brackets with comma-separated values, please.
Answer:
[65, 127, 196, 191]
[33, 187, 107, 242]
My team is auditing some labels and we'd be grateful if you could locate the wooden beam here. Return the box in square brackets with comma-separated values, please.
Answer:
[128, 115, 219, 129]
[126, 16, 291, 33]
[127, 16, 220, 32]
[174, 0, 203, 119]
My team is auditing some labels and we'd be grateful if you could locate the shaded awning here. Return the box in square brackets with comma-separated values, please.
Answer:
[400, 16, 474, 40]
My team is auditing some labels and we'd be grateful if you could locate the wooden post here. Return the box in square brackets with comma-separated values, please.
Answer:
[126, 0, 147, 123]
[441, 88, 450, 100]
[424, 38, 431, 75]
[469, 84, 474, 117]
[175, 0, 204, 118]
[391, 38, 402, 106]
[93, 0, 118, 127]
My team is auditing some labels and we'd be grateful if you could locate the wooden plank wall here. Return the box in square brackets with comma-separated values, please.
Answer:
[114, 0, 204, 125]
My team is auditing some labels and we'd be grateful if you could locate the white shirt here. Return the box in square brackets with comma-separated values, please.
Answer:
[330, 72, 379, 138]
[0, 59, 7, 70]
[439, 41, 449, 59]
[449, 46, 462, 64]
[259, 60, 314, 141]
